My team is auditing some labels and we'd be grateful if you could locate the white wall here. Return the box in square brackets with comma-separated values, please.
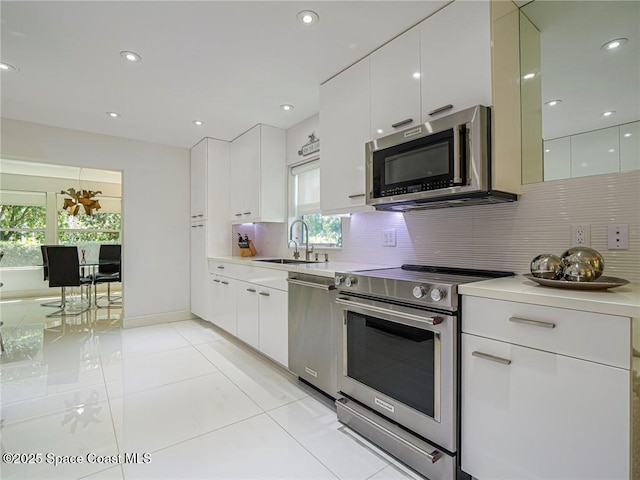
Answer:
[1, 118, 191, 326]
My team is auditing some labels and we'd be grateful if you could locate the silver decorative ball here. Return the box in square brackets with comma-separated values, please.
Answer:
[563, 261, 597, 282]
[530, 254, 564, 279]
[560, 247, 604, 279]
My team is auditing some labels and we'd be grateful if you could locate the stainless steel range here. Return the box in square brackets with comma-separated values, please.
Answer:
[333, 265, 513, 480]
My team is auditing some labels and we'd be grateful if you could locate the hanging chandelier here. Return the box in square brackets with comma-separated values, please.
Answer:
[60, 188, 102, 216]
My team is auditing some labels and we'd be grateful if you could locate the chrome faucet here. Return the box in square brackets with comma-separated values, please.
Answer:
[287, 240, 300, 260]
[289, 219, 314, 261]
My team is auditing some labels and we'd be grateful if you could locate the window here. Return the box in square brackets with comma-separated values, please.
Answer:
[289, 159, 342, 248]
[0, 190, 47, 267]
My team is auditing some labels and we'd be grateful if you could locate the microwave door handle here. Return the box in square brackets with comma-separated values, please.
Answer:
[453, 125, 463, 184]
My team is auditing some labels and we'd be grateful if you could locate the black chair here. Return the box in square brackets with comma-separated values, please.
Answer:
[92, 244, 121, 308]
[45, 246, 93, 317]
[40, 245, 63, 308]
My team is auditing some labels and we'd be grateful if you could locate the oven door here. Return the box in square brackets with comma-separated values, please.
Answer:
[336, 295, 456, 453]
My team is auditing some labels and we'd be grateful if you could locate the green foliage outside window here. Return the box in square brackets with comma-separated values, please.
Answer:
[0, 204, 47, 266]
[302, 213, 342, 247]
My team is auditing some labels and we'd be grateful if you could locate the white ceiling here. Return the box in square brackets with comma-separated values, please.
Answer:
[1, 1, 449, 149]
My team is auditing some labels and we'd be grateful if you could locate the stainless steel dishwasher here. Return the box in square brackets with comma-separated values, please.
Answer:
[287, 272, 339, 398]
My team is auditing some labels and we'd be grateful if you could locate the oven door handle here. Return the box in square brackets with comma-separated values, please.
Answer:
[336, 297, 443, 326]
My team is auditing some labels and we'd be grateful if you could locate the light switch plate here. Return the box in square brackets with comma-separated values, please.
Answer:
[382, 229, 396, 247]
[607, 224, 629, 250]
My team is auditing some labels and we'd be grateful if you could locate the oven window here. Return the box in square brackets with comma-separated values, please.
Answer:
[384, 142, 450, 185]
[346, 311, 436, 418]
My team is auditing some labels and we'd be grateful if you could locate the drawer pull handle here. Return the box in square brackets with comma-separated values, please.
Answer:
[217, 266, 225, 269]
[391, 118, 413, 129]
[235, 213, 243, 217]
[348, 193, 365, 199]
[509, 316, 556, 329]
[472, 351, 511, 365]
[246, 288, 257, 293]
[259, 292, 270, 297]
[243, 212, 252, 215]
[221, 281, 229, 285]
[428, 104, 454, 116]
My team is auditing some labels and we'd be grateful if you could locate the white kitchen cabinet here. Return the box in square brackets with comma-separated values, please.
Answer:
[191, 138, 230, 321]
[236, 281, 260, 349]
[257, 286, 288, 367]
[210, 274, 237, 336]
[190, 221, 207, 319]
[461, 296, 630, 480]
[370, 27, 421, 140]
[190, 138, 207, 221]
[209, 262, 288, 367]
[319, 58, 374, 215]
[419, 0, 491, 121]
[229, 124, 286, 223]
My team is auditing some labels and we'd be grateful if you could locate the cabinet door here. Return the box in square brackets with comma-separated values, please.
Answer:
[229, 138, 245, 221]
[211, 276, 237, 335]
[420, 0, 491, 121]
[240, 126, 261, 222]
[190, 224, 208, 319]
[370, 27, 421, 140]
[236, 281, 260, 349]
[461, 333, 629, 480]
[190, 139, 207, 220]
[258, 287, 288, 367]
[319, 58, 374, 215]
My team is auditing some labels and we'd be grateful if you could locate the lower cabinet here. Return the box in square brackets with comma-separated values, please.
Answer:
[257, 287, 288, 367]
[210, 274, 237, 336]
[461, 296, 631, 480]
[209, 263, 288, 367]
[237, 281, 260, 349]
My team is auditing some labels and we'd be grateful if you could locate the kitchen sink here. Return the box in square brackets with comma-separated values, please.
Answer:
[256, 258, 319, 265]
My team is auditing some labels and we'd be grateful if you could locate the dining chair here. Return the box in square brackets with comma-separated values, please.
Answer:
[92, 244, 121, 308]
[45, 246, 93, 317]
[40, 245, 63, 308]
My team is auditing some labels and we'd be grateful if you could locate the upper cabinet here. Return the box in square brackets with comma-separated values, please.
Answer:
[370, 27, 422, 140]
[420, 0, 491, 121]
[229, 124, 286, 223]
[320, 58, 374, 215]
[190, 138, 208, 222]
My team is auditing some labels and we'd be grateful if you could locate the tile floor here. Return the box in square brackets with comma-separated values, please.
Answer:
[0, 297, 422, 480]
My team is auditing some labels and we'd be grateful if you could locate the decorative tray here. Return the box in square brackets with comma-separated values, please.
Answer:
[524, 274, 629, 290]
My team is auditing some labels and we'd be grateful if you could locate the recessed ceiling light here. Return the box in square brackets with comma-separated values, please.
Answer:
[0, 62, 18, 72]
[106, 111, 121, 118]
[297, 10, 319, 26]
[120, 51, 142, 63]
[623, 132, 632, 138]
[523, 73, 535, 80]
[412, 72, 421, 79]
[192, 120, 204, 126]
[280, 104, 294, 111]
[545, 99, 562, 107]
[601, 38, 628, 50]
[602, 111, 616, 117]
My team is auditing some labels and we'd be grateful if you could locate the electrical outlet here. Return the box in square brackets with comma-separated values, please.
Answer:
[571, 224, 590, 246]
[382, 229, 396, 247]
[607, 224, 629, 250]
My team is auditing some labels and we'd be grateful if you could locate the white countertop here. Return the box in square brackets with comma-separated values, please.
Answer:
[208, 256, 390, 278]
[459, 275, 640, 318]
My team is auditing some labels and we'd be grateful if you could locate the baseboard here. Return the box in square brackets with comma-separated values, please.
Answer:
[123, 310, 196, 329]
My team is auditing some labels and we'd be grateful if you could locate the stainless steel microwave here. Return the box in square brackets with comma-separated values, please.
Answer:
[365, 105, 517, 211]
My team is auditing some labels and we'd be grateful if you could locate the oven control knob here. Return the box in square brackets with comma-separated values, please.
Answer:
[412, 286, 427, 299]
[345, 277, 357, 287]
[430, 288, 446, 302]
[334, 276, 344, 287]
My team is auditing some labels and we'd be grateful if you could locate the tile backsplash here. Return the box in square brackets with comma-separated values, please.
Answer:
[311, 170, 640, 282]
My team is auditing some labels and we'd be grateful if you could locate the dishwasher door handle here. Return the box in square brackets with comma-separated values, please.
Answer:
[287, 278, 336, 291]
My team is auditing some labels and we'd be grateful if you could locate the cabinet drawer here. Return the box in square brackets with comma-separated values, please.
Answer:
[462, 296, 630, 368]
[208, 262, 287, 290]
